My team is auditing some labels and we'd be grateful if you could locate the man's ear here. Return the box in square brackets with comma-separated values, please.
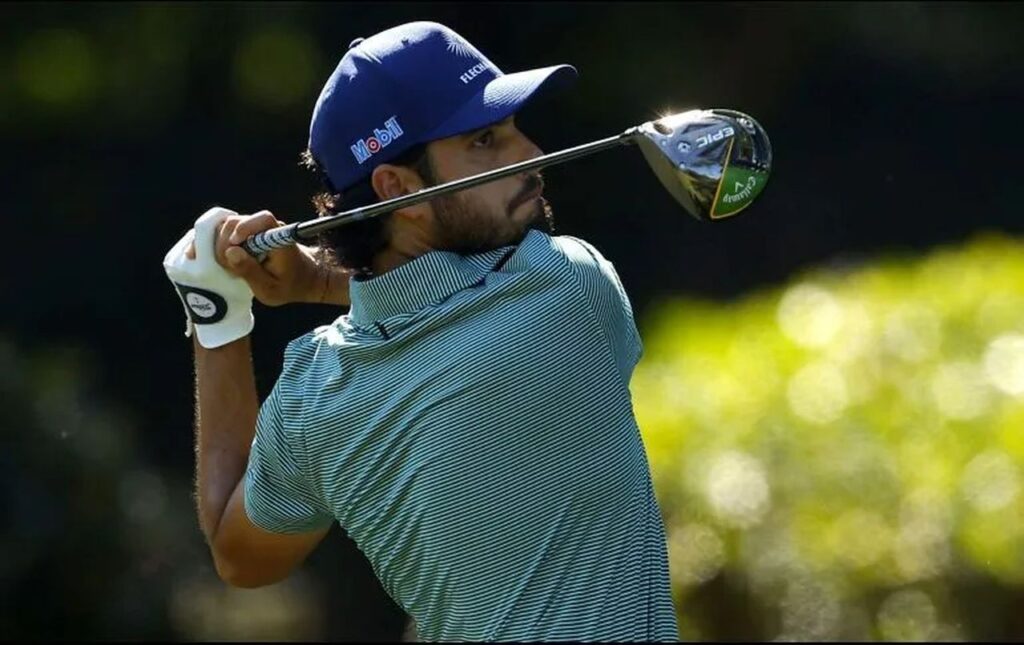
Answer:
[371, 164, 425, 199]
[371, 164, 430, 221]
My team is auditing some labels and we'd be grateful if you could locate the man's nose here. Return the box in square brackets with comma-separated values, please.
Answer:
[514, 133, 544, 164]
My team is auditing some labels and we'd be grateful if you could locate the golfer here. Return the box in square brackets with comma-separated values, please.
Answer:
[164, 21, 679, 641]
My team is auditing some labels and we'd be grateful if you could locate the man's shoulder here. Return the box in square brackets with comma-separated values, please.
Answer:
[277, 319, 355, 377]
[552, 234, 612, 267]
[506, 231, 629, 306]
[517, 230, 613, 272]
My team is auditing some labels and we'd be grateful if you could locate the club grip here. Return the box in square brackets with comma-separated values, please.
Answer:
[243, 223, 300, 259]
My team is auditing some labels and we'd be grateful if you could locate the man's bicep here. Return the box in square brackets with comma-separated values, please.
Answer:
[211, 480, 330, 588]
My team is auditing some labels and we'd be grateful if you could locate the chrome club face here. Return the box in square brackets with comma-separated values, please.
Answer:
[632, 108, 772, 221]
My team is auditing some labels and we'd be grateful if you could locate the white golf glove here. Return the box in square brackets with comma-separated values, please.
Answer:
[163, 207, 255, 348]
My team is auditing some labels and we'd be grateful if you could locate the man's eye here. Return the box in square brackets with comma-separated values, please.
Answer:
[473, 130, 494, 147]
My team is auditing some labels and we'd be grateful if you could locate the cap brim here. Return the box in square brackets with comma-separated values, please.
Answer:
[423, 64, 578, 141]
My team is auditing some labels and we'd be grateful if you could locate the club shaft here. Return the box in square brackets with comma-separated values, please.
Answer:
[244, 131, 635, 256]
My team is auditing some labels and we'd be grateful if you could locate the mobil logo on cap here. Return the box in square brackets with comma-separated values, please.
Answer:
[350, 116, 404, 164]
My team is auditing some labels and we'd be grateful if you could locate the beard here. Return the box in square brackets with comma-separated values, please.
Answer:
[432, 176, 555, 255]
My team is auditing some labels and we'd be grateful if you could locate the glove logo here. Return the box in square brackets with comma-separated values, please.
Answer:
[186, 293, 217, 318]
[174, 284, 228, 325]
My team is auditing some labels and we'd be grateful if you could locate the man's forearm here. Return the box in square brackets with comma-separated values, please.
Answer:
[193, 335, 259, 543]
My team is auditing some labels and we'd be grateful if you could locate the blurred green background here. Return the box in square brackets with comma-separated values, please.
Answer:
[1, 1, 1022, 641]
[637, 234, 1024, 640]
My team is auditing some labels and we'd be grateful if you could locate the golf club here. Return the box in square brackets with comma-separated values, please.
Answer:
[242, 108, 772, 257]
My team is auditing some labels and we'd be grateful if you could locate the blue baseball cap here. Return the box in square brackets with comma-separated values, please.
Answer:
[308, 21, 578, 193]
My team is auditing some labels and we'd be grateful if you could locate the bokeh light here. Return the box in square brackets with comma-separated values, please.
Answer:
[667, 523, 725, 588]
[705, 451, 771, 528]
[169, 572, 323, 640]
[233, 28, 321, 112]
[15, 29, 99, 110]
[984, 334, 1024, 397]
[882, 305, 942, 364]
[893, 489, 952, 582]
[777, 284, 843, 349]
[787, 361, 849, 425]
[960, 450, 1021, 513]
[118, 469, 168, 525]
[876, 589, 938, 641]
[930, 362, 992, 421]
[777, 576, 843, 641]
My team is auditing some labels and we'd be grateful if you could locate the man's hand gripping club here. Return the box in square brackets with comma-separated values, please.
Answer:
[163, 207, 349, 348]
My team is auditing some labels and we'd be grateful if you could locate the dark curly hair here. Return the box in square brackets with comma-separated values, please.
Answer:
[299, 144, 434, 275]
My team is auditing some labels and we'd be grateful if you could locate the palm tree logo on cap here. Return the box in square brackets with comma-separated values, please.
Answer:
[443, 30, 476, 59]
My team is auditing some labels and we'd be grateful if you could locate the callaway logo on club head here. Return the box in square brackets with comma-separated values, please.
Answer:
[175, 284, 228, 325]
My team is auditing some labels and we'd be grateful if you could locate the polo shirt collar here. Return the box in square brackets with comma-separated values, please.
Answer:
[347, 244, 515, 326]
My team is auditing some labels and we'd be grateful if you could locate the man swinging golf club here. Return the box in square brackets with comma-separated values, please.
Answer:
[164, 21, 680, 641]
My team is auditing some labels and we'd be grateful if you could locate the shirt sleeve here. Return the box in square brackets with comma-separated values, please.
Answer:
[553, 235, 644, 382]
[244, 336, 335, 534]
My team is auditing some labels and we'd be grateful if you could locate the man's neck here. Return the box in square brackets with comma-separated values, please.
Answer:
[370, 243, 431, 277]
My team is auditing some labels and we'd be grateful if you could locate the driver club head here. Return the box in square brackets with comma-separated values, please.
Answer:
[632, 108, 772, 221]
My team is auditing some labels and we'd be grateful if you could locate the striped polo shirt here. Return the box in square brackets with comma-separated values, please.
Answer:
[244, 229, 678, 641]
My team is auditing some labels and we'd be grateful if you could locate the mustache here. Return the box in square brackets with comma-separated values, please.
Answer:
[510, 172, 545, 209]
